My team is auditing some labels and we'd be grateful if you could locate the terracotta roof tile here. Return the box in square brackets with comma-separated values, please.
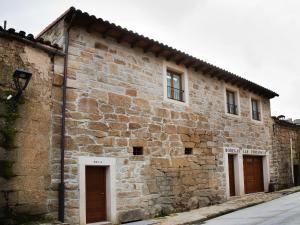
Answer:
[38, 7, 279, 98]
[0, 26, 62, 51]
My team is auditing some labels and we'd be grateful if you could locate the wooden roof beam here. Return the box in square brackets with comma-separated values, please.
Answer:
[245, 84, 254, 92]
[86, 23, 95, 33]
[166, 52, 176, 61]
[101, 27, 113, 38]
[143, 43, 155, 53]
[129, 38, 139, 48]
[239, 81, 251, 89]
[116, 33, 128, 43]
[155, 49, 166, 57]
[215, 72, 224, 80]
[209, 70, 221, 78]
[185, 60, 198, 69]
[202, 66, 213, 75]
[85, 16, 99, 33]
[229, 78, 242, 85]
[194, 63, 206, 72]
[223, 75, 232, 83]
[175, 56, 187, 65]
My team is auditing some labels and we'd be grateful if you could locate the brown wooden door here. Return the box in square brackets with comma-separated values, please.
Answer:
[243, 156, 264, 194]
[228, 155, 236, 196]
[86, 166, 106, 223]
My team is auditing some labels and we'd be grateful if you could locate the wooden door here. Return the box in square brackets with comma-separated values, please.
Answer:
[228, 155, 236, 196]
[86, 166, 106, 223]
[243, 156, 264, 194]
[294, 165, 299, 186]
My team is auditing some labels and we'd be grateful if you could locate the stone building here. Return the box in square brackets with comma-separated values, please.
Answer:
[0, 27, 64, 220]
[0, 7, 299, 225]
[271, 117, 300, 189]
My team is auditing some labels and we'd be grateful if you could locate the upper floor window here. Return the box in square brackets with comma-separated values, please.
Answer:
[251, 99, 261, 121]
[226, 90, 238, 115]
[167, 70, 184, 102]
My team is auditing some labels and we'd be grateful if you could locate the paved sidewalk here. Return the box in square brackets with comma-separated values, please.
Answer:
[126, 186, 300, 225]
[203, 192, 300, 225]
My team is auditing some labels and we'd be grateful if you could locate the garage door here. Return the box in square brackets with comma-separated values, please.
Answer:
[243, 155, 264, 194]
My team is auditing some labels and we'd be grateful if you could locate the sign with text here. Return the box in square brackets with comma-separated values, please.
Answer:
[224, 147, 267, 155]
[224, 147, 241, 154]
[242, 149, 267, 155]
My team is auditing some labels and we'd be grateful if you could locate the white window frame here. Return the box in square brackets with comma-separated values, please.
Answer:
[224, 85, 240, 117]
[250, 96, 263, 123]
[163, 61, 189, 106]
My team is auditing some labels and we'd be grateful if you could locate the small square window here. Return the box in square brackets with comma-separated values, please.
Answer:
[133, 147, 143, 155]
[185, 148, 193, 155]
[226, 90, 238, 115]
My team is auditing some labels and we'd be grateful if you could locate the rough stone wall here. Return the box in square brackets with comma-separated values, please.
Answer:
[0, 36, 55, 216]
[292, 129, 300, 166]
[296, 129, 300, 185]
[46, 54, 65, 219]
[3, 20, 298, 224]
[40, 19, 66, 48]
[56, 26, 274, 224]
[271, 120, 300, 189]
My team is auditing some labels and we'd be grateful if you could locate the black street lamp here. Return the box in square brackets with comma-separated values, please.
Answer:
[6, 70, 32, 110]
[12, 69, 32, 100]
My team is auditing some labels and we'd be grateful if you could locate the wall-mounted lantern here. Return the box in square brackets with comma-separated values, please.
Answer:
[6, 69, 32, 109]
[12, 69, 32, 99]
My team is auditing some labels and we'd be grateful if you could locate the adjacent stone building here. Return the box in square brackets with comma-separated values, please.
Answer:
[271, 117, 300, 189]
[0, 27, 64, 220]
[1, 7, 299, 225]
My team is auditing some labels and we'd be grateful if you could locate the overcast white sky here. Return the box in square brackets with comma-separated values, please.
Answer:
[1, 0, 299, 119]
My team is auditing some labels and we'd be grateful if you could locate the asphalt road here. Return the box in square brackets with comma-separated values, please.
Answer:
[202, 192, 300, 225]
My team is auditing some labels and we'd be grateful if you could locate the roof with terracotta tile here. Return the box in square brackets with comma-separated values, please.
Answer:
[38, 7, 279, 98]
[0, 26, 63, 55]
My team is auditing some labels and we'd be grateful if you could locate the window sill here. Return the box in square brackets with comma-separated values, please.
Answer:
[129, 155, 145, 161]
[251, 118, 263, 124]
[225, 112, 241, 118]
[163, 97, 189, 106]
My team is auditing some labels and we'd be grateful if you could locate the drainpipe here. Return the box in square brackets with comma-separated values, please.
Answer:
[290, 137, 294, 185]
[58, 13, 75, 222]
[298, 130, 300, 185]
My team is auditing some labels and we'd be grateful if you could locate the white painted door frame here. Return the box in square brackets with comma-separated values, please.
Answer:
[78, 156, 117, 225]
[224, 147, 270, 199]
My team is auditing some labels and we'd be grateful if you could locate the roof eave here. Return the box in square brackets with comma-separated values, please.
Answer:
[36, 7, 75, 39]
[0, 27, 64, 55]
[36, 7, 279, 99]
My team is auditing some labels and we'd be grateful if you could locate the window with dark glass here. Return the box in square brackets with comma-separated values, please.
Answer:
[133, 147, 143, 155]
[185, 148, 193, 155]
[226, 90, 238, 115]
[251, 99, 260, 121]
[167, 70, 184, 102]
